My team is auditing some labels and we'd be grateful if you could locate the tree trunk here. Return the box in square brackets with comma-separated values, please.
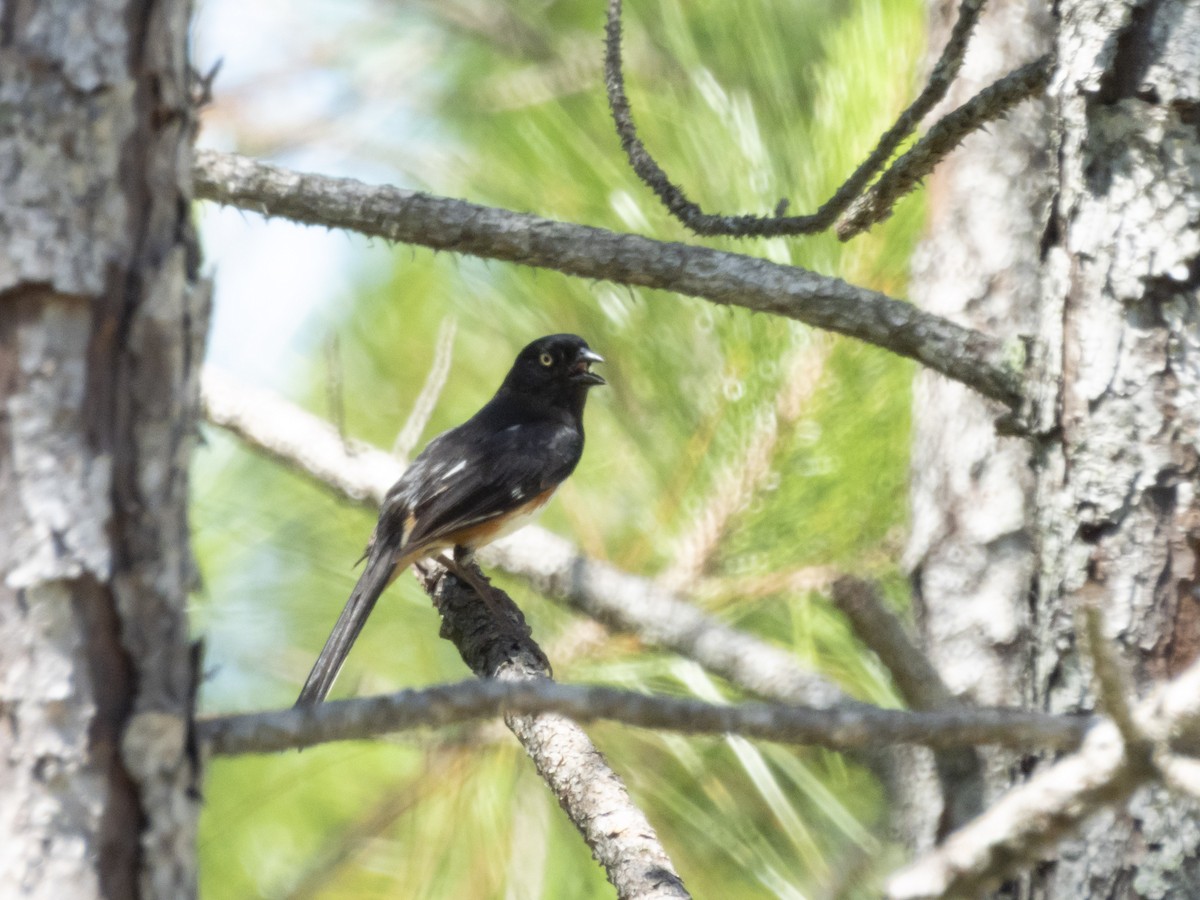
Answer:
[910, 0, 1200, 893]
[1028, 0, 1200, 894]
[903, 0, 1053, 850]
[0, 1, 206, 897]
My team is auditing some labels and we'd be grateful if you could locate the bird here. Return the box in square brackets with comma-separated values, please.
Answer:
[295, 333, 605, 707]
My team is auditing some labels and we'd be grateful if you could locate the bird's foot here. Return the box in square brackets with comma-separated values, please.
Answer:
[436, 552, 525, 636]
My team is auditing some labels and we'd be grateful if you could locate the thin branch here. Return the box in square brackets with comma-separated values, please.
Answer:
[200, 367, 858, 710]
[192, 150, 1025, 409]
[836, 56, 1053, 240]
[884, 655, 1200, 899]
[830, 577, 954, 710]
[603, 0, 987, 237]
[417, 563, 690, 900]
[831, 577, 985, 834]
[1082, 603, 1143, 754]
[198, 679, 1091, 758]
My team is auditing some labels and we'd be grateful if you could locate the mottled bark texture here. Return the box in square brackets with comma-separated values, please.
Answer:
[1031, 0, 1200, 895]
[902, 0, 1053, 850]
[909, 0, 1200, 893]
[0, 1, 206, 898]
[421, 567, 690, 900]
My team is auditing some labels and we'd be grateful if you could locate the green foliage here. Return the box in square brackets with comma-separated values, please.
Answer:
[194, 0, 926, 896]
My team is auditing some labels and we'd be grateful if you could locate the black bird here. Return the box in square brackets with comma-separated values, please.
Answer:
[296, 333, 605, 706]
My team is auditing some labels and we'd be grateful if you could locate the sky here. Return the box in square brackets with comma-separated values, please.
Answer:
[192, 0, 410, 396]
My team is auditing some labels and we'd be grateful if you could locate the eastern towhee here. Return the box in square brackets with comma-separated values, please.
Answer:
[295, 333, 605, 706]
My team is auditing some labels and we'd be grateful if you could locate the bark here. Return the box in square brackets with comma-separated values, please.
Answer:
[902, 0, 1053, 850]
[420, 566, 690, 900]
[0, 1, 206, 897]
[909, 0, 1200, 893]
[1030, 0, 1200, 894]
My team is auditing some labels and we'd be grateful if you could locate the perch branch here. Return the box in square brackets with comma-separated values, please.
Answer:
[415, 563, 690, 899]
[603, 0, 987, 237]
[193, 150, 1025, 409]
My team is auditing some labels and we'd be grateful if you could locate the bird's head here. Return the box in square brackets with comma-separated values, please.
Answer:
[500, 334, 605, 412]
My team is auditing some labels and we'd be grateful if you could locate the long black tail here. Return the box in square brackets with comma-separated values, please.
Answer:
[295, 550, 398, 707]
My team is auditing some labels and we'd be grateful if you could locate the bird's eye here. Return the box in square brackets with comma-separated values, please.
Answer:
[539, 352, 554, 367]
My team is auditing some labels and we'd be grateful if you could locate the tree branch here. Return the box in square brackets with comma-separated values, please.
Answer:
[603, 0, 987, 237]
[884, 655, 1200, 899]
[192, 150, 1025, 409]
[835, 56, 1053, 240]
[199, 678, 1090, 758]
[416, 563, 690, 900]
[831, 577, 985, 833]
[201, 367, 858, 710]
[831, 577, 955, 710]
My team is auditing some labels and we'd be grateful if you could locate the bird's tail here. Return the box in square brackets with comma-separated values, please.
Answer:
[294, 550, 402, 707]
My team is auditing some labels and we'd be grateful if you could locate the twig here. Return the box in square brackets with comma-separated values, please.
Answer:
[200, 367, 858, 710]
[884, 655, 1200, 899]
[198, 679, 1091, 758]
[417, 564, 690, 900]
[393, 315, 456, 458]
[830, 577, 985, 833]
[193, 150, 1026, 409]
[836, 56, 1053, 240]
[1082, 603, 1143, 753]
[603, 0, 988, 237]
[830, 577, 954, 710]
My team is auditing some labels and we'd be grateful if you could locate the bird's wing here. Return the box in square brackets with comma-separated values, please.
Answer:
[387, 415, 583, 550]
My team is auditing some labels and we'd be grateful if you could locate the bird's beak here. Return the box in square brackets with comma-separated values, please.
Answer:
[571, 348, 606, 386]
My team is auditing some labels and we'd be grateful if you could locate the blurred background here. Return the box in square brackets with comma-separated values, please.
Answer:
[191, 0, 926, 896]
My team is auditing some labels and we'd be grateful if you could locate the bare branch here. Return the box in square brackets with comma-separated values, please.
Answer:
[603, 0, 987, 237]
[192, 150, 1025, 409]
[831, 576, 985, 832]
[199, 678, 1090, 758]
[884, 656, 1200, 899]
[418, 563, 690, 900]
[831, 577, 954, 710]
[1082, 603, 1143, 753]
[201, 367, 858, 710]
[836, 56, 1053, 240]
[201, 367, 396, 504]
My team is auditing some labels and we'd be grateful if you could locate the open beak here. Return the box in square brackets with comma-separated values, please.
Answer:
[571, 348, 606, 386]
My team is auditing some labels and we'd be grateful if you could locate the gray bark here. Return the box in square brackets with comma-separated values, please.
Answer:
[0, 1, 206, 897]
[1030, 0, 1200, 895]
[909, 0, 1200, 894]
[903, 0, 1053, 850]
